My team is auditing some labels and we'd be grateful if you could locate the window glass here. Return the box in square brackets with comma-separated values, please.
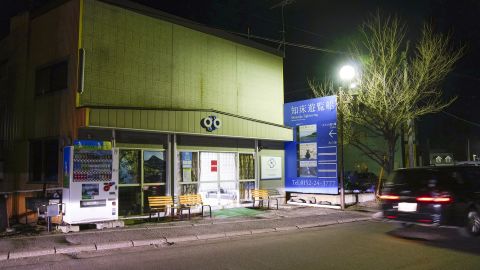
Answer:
[119, 149, 141, 184]
[118, 186, 141, 216]
[35, 60, 68, 95]
[143, 185, 166, 212]
[143, 151, 166, 183]
[179, 152, 198, 182]
[239, 181, 255, 200]
[180, 184, 198, 195]
[462, 168, 480, 190]
[50, 61, 68, 93]
[239, 153, 255, 180]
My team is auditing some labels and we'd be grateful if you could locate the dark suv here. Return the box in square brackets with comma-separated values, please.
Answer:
[380, 165, 480, 235]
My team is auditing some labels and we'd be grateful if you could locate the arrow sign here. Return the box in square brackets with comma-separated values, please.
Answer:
[329, 129, 337, 138]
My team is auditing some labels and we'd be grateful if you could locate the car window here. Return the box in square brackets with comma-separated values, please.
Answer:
[461, 168, 480, 191]
[385, 169, 441, 189]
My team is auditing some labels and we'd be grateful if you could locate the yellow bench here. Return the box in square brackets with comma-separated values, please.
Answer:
[251, 189, 279, 210]
[179, 194, 212, 218]
[147, 196, 190, 220]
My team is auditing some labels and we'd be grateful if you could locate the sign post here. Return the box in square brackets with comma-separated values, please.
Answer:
[284, 96, 339, 195]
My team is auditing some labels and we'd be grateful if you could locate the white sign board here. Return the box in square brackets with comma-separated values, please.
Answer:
[261, 156, 282, 180]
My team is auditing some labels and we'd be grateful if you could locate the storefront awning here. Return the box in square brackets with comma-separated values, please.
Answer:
[83, 107, 293, 141]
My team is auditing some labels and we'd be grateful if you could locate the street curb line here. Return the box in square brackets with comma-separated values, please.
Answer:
[274, 226, 298, 231]
[296, 220, 338, 229]
[166, 235, 198, 243]
[132, 238, 167, 247]
[225, 230, 252, 237]
[356, 217, 372, 221]
[339, 218, 358, 224]
[95, 241, 133, 251]
[8, 248, 55, 260]
[197, 233, 226, 240]
[250, 228, 276, 234]
[55, 244, 96, 254]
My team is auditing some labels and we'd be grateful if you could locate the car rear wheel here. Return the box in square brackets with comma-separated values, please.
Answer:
[465, 209, 480, 236]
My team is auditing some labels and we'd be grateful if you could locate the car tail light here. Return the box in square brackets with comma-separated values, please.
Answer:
[379, 195, 400, 200]
[416, 196, 452, 203]
[417, 219, 433, 223]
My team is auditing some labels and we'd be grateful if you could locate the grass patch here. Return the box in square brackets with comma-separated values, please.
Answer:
[213, 207, 266, 219]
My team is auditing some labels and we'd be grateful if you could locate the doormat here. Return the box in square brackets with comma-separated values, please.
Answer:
[213, 207, 265, 219]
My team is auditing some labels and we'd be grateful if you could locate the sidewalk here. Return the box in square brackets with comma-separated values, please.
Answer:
[0, 205, 374, 261]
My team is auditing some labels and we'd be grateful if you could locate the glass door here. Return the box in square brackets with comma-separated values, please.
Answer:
[218, 153, 237, 207]
[198, 152, 238, 207]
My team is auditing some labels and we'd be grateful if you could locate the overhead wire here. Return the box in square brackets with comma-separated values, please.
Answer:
[441, 111, 480, 128]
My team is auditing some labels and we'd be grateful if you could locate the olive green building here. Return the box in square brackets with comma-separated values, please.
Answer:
[0, 0, 292, 219]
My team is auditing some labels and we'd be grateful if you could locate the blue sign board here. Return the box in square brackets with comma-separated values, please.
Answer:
[284, 96, 338, 194]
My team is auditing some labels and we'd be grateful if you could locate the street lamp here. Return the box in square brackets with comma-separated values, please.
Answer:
[338, 64, 357, 210]
[339, 65, 356, 81]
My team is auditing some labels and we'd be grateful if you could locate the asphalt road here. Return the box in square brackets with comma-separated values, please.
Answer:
[2, 221, 480, 270]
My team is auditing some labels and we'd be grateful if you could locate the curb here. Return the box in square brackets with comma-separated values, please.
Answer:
[132, 238, 167, 247]
[8, 248, 55, 260]
[0, 216, 372, 261]
[55, 244, 96, 254]
[96, 241, 133, 251]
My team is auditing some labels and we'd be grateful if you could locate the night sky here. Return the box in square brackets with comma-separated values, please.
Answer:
[1, 0, 479, 160]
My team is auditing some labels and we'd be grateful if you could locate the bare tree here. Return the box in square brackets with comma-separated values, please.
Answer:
[311, 14, 464, 175]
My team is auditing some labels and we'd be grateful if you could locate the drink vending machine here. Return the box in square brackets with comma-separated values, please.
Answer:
[62, 140, 119, 224]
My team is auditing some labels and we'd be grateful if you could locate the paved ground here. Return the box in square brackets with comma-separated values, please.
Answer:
[2, 220, 480, 270]
[0, 205, 373, 262]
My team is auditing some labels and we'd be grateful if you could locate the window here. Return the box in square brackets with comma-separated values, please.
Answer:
[119, 150, 141, 184]
[29, 139, 59, 183]
[239, 153, 255, 201]
[143, 151, 166, 183]
[239, 153, 255, 180]
[35, 60, 68, 96]
[118, 148, 167, 216]
[176, 151, 199, 195]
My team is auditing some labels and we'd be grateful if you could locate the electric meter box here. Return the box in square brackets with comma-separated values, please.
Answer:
[62, 140, 119, 224]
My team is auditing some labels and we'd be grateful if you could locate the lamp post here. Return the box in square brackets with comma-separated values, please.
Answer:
[338, 65, 356, 210]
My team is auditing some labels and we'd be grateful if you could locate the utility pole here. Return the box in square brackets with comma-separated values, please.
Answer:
[270, 0, 294, 58]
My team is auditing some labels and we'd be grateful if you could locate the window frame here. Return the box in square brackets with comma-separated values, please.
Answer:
[34, 58, 69, 97]
[118, 147, 167, 216]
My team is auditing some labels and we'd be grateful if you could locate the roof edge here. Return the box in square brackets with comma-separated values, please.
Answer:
[98, 0, 283, 57]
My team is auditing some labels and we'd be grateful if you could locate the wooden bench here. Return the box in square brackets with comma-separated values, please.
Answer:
[251, 189, 280, 210]
[179, 194, 212, 218]
[147, 196, 190, 220]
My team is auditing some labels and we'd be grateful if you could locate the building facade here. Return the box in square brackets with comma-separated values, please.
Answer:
[0, 0, 292, 221]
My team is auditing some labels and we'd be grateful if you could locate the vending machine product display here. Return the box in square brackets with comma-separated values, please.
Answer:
[62, 140, 119, 224]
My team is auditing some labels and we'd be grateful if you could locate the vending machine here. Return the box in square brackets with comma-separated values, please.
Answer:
[62, 140, 119, 224]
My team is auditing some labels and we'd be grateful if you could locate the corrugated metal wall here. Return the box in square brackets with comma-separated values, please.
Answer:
[79, 0, 284, 125]
[88, 108, 292, 141]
